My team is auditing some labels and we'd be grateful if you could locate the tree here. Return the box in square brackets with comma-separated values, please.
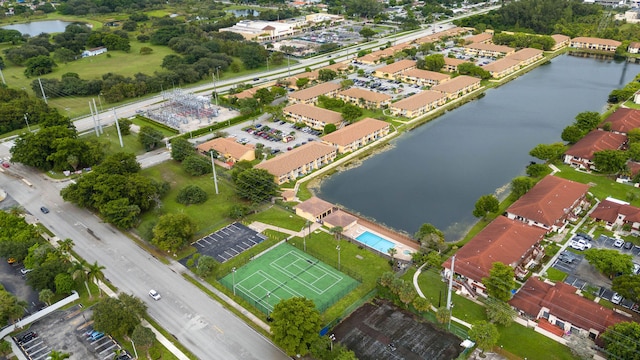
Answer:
[485, 297, 516, 326]
[584, 249, 633, 279]
[561, 125, 584, 144]
[176, 185, 208, 205]
[379, 271, 395, 288]
[139, 46, 153, 55]
[567, 332, 596, 360]
[69, 260, 92, 298]
[117, 118, 132, 135]
[593, 150, 628, 174]
[472, 194, 499, 219]
[511, 176, 535, 198]
[324, 123, 337, 134]
[24, 56, 57, 77]
[57, 238, 74, 257]
[329, 226, 343, 241]
[138, 126, 164, 151]
[388, 247, 398, 269]
[54, 273, 74, 294]
[482, 262, 515, 302]
[296, 78, 310, 88]
[87, 261, 106, 297]
[318, 69, 337, 82]
[424, 54, 445, 71]
[413, 296, 431, 312]
[628, 142, 640, 162]
[602, 322, 640, 360]
[341, 104, 362, 123]
[182, 154, 212, 176]
[398, 280, 416, 307]
[575, 111, 601, 132]
[612, 274, 640, 303]
[435, 306, 450, 324]
[48, 350, 71, 360]
[254, 88, 275, 106]
[194, 255, 218, 278]
[131, 324, 156, 353]
[93, 294, 146, 338]
[526, 163, 549, 178]
[152, 213, 196, 253]
[468, 321, 499, 355]
[53, 48, 76, 63]
[628, 128, 640, 144]
[415, 223, 446, 253]
[271, 297, 322, 356]
[39, 288, 54, 305]
[235, 168, 278, 203]
[529, 143, 567, 162]
[359, 27, 376, 41]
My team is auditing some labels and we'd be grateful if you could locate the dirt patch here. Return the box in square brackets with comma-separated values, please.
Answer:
[332, 299, 462, 360]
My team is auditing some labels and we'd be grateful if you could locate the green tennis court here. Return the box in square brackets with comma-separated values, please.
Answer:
[221, 243, 359, 314]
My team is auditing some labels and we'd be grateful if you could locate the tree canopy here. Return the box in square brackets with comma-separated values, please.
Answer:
[584, 248, 633, 279]
[472, 194, 499, 219]
[468, 321, 499, 355]
[151, 213, 196, 252]
[93, 293, 147, 338]
[482, 262, 515, 302]
[235, 168, 278, 203]
[602, 322, 640, 360]
[612, 274, 640, 303]
[271, 297, 322, 356]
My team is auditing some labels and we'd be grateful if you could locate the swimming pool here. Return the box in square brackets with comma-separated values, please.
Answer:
[355, 231, 395, 254]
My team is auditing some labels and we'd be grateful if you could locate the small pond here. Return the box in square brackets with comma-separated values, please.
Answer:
[1, 20, 74, 36]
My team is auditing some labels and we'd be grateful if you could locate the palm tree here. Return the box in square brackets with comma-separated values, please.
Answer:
[388, 247, 398, 269]
[39, 289, 54, 306]
[329, 226, 343, 242]
[7, 298, 27, 324]
[57, 238, 74, 258]
[48, 350, 71, 360]
[69, 260, 92, 298]
[87, 261, 106, 297]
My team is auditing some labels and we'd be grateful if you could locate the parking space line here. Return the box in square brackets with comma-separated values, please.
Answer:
[99, 343, 118, 354]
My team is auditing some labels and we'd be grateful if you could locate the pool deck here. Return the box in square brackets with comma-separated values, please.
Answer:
[344, 225, 416, 261]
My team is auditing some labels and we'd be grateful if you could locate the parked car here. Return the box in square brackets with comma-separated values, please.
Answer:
[20, 268, 32, 275]
[624, 241, 634, 250]
[570, 239, 591, 251]
[149, 289, 161, 300]
[614, 239, 625, 248]
[40, 206, 49, 214]
[612, 293, 623, 304]
[634, 262, 640, 274]
[2, 162, 9, 168]
[7, 257, 16, 264]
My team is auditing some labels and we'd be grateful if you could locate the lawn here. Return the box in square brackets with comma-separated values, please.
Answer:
[244, 205, 307, 232]
[79, 124, 146, 156]
[554, 164, 640, 207]
[137, 161, 241, 239]
[130, 116, 179, 138]
[287, 230, 391, 322]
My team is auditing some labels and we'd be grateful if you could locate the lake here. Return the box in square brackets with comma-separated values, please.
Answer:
[1, 20, 73, 36]
[227, 9, 260, 17]
[318, 54, 640, 241]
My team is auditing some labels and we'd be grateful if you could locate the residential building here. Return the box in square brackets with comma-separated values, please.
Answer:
[256, 142, 337, 184]
[219, 20, 297, 41]
[286, 71, 319, 89]
[288, 82, 341, 104]
[323, 209, 358, 230]
[358, 44, 414, 65]
[295, 196, 336, 222]
[441, 216, 548, 297]
[506, 47, 544, 65]
[401, 68, 451, 86]
[82, 47, 107, 57]
[443, 57, 467, 72]
[599, 108, 640, 135]
[321, 118, 391, 153]
[229, 87, 258, 100]
[505, 175, 590, 232]
[551, 34, 571, 51]
[431, 75, 482, 100]
[196, 137, 255, 164]
[373, 59, 417, 79]
[589, 198, 640, 234]
[510, 277, 627, 339]
[466, 32, 493, 44]
[629, 41, 640, 54]
[337, 88, 391, 109]
[570, 37, 622, 52]
[563, 130, 628, 170]
[463, 43, 515, 58]
[482, 58, 521, 79]
[389, 90, 448, 118]
[283, 103, 343, 130]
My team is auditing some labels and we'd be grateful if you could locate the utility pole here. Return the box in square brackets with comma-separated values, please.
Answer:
[89, 101, 99, 136]
[93, 98, 102, 134]
[0, 67, 5, 85]
[37, 78, 48, 104]
[112, 108, 124, 148]
[210, 151, 219, 195]
[23, 113, 30, 132]
[287, 54, 291, 77]
[447, 255, 455, 330]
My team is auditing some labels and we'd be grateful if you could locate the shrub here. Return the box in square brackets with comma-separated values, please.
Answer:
[176, 185, 208, 205]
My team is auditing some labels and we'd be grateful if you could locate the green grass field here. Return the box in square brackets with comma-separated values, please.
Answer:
[554, 164, 640, 206]
[220, 243, 359, 314]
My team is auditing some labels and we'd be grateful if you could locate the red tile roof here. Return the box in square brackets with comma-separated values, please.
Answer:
[564, 130, 627, 160]
[600, 108, 640, 134]
[441, 216, 547, 283]
[466, 32, 493, 44]
[510, 277, 627, 335]
[506, 175, 590, 228]
[589, 199, 640, 224]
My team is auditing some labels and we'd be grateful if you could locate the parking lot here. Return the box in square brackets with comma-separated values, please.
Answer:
[187, 222, 267, 263]
[1, 257, 42, 317]
[13, 306, 131, 360]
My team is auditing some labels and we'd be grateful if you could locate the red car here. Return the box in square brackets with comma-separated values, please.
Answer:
[1, 163, 9, 168]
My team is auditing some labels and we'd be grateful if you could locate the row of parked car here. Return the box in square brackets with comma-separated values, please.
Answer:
[243, 124, 288, 143]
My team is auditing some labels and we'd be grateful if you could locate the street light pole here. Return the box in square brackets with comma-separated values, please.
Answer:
[23, 113, 30, 132]
[336, 245, 341, 271]
[131, 339, 139, 359]
[232, 267, 236, 295]
[329, 334, 336, 351]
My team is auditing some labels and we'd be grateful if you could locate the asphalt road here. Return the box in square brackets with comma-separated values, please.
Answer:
[0, 164, 289, 360]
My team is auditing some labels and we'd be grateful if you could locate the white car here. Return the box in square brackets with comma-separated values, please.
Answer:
[612, 293, 623, 304]
[149, 289, 161, 301]
[569, 239, 592, 251]
[613, 239, 625, 248]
